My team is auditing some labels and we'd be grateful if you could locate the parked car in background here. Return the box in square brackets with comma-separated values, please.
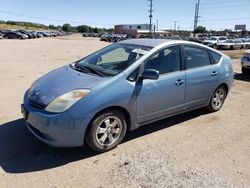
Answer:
[202, 36, 228, 48]
[244, 38, 250, 49]
[100, 34, 127, 42]
[0, 33, 3, 39]
[241, 50, 250, 74]
[31, 31, 43, 38]
[17, 30, 35, 39]
[4, 31, 28, 39]
[217, 39, 244, 50]
[22, 39, 233, 152]
[37, 31, 50, 37]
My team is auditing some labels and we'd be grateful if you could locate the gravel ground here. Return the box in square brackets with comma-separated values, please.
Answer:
[0, 34, 250, 188]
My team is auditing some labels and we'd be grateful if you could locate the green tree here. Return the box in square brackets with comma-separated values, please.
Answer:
[77, 25, 90, 33]
[49, 24, 56, 30]
[195, 25, 207, 33]
[62, 23, 71, 32]
[93, 27, 98, 33]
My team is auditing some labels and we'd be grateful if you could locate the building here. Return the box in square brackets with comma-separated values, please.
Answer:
[114, 24, 170, 38]
[114, 24, 150, 37]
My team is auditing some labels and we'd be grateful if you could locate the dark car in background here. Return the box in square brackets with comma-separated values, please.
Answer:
[4, 31, 28, 39]
[17, 30, 36, 39]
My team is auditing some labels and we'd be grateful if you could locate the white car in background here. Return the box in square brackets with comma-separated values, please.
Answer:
[217, 39, 244, 50]
[244, 38, 250, 49]
[241, 50, 250, 74]
[202, 36, 228, 48]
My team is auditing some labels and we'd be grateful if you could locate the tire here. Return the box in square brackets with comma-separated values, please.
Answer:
[85, 110, 127, 152]
[207, 86, 227, 112]
[230, 45, 233, 50]
[242, 67, 249, 75]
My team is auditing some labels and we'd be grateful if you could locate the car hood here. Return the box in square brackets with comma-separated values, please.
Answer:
[28, 65, 107, 106]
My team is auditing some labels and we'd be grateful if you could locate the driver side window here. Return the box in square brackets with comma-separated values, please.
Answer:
[144, 45, 181, 75]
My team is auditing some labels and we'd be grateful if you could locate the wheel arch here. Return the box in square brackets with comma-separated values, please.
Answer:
[85, 105, 132, 136]
[218, 83, 229, 96]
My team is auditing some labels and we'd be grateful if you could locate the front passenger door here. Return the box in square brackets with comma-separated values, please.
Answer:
[136, 45, 185, 123]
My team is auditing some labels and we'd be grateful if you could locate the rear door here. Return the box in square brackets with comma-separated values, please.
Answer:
[183, 45, 220, 109]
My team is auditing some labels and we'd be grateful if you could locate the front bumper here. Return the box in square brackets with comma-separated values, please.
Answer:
[22, 92, 94, 147]
[202, 42, 215, 47]
[218, 45, 230, 50]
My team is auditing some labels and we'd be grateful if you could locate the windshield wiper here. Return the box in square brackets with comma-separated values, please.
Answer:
[74, 63, 104, 77]
[74, 62, 88, 72]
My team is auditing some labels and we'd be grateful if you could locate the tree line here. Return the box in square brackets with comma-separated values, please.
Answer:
[0, 20, 114, 33]
[60, 23, 114, 33]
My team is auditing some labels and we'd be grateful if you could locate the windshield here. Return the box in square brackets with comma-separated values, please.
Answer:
[76, 43, 151, 76]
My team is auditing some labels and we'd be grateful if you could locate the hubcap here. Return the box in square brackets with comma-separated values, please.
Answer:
[212, 88, 225, 110]
[95, 116, 122, 147]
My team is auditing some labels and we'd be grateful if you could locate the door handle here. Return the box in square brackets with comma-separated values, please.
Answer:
[211, 71, 218, 77]
[175, 79, 185, 86]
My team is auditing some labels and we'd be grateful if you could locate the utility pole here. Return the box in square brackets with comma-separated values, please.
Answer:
[172, 21, 177, 36]
[156, 19, 159, 31]
[193, 0, 200, 37]
[148, 0, 153, 38]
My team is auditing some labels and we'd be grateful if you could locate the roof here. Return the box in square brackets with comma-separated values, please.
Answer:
[119, 39, 174, 47]
[119, 39, 225, 57]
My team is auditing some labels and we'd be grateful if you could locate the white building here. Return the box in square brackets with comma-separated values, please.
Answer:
[114, 24, 171, 38]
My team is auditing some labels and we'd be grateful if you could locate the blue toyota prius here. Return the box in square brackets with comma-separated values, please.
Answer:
[21, 39, 234, 152]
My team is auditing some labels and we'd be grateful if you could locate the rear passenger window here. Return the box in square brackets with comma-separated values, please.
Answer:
[184, 46, 211, 69]
[210, 51, 221, 64]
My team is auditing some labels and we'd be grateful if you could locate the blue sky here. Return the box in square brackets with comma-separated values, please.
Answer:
[0, 0, 249, 30]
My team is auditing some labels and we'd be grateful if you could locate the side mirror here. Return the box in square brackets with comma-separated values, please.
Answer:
[141, 69, 159, 80]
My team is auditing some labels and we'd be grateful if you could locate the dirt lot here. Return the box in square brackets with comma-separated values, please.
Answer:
[0, 34, 250, 188]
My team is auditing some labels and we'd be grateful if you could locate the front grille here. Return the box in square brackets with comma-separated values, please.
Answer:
[28, 99, 46, 109]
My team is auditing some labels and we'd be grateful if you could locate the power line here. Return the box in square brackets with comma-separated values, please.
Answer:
[0, 10, 114, 26]
[200, 17, 250, 22]
[201, 1, 249, 6]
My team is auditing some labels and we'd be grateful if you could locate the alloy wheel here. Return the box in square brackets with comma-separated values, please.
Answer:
[95, 116, 122, 147]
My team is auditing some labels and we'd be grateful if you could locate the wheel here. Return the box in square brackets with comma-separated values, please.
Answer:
[207, 86, 227, 112]
[242, 67, 249, 75]
[230, 45, 233, 50]
[85, 110, 127, 152]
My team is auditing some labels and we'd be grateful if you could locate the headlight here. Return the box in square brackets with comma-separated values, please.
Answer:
[45, 89, 90, 113]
